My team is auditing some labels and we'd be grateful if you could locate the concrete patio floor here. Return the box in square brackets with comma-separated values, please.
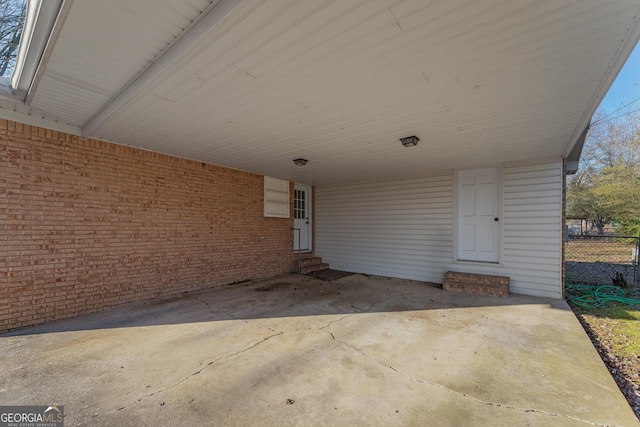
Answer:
[1, 274, 638, 426]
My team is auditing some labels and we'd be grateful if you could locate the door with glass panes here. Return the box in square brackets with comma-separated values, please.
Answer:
[293, 184, 311, 251]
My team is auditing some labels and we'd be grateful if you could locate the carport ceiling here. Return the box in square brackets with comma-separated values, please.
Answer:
[17, 0, 640, 184]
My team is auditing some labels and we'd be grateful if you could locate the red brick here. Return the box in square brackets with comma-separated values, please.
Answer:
[1, 121, 305, 332]
[443, 271, 510, 297]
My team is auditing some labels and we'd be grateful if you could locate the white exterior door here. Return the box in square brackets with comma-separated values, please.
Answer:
[457, 167, 500, 262]
[294, 184, 311, 252]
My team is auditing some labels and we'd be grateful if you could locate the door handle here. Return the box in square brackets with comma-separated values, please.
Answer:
[494, 218, 499, 222]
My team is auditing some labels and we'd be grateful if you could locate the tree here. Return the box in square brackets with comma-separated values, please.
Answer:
[595, 165, 640, 235]
[567, 106, 640, 235]
[566, 177, 613, 235]
[0, 0, 26, 78]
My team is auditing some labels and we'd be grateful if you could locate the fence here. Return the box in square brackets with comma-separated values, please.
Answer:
[565, 235, 640, 287]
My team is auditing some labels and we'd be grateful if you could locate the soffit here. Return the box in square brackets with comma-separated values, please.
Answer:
[29, 0, 216, 125]
[25, 0, 640, 184]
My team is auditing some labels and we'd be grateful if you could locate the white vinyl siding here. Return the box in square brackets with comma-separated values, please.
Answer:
[500, 160, 563, 297]
[316, 160, 563, 299]
[316, 173, 454, 283]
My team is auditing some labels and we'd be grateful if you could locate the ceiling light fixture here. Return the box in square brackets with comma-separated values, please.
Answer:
[400, 135, 420, 147]
[293, 158, 308, 166]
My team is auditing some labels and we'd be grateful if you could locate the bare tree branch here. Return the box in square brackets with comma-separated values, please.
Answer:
[568, 105, 640, 235]
[0, 0, 26, 78]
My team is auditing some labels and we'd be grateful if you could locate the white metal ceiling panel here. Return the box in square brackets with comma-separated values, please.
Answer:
[30, 0, 215, 126]
[11, 0, 640, 184]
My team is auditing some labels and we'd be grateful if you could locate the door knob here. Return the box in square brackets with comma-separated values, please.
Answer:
[494, 218, 499, 221]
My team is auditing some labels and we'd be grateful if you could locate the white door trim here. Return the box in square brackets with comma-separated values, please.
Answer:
[293, 183, 312, 252]
[455, 166, 502, 263]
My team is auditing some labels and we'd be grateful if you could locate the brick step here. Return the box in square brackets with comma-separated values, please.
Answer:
[442, 271, 509, 297]
[292, 256, 329, 273]
[300, 263, 330, 274]
[299, 256, 324, 266]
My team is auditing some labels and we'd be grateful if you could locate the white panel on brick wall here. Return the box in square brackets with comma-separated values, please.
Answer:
[315, 160, 563, 299]
[264, 176, 290, 218]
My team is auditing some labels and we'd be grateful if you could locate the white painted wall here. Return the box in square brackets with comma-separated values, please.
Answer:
[315, 159, 563, 299]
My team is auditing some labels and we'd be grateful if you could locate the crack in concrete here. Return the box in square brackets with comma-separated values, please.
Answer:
[363, 296, 395, 313]
[185, 295, 607, 426]
[115, 331, 283, 412]
[222, 309, 250, 324]
[324, 330, 609, 427]
[196, 298, 283, 335]
[315, 314, 357, 330]
[196, 298, 250, 324]
[311, 296, 397, 332]
[387, 7, 402, 31]
[195, 297, 214, 313]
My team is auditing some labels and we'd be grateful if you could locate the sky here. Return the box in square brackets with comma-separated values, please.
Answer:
[598, 41, 640, 115]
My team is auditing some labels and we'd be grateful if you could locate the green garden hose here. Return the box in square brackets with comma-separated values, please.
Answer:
[565, 283, 640, 309]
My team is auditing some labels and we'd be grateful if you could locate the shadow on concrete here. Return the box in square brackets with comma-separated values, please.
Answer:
[2, 273, 568, 337]
[2, 273, 635, 427]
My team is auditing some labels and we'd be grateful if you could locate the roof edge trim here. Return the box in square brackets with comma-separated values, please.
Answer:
[12, 0, 63, 100]
[0, 107, 81, 135]
[562, 7, 640, 159]
[24, 0, 73, 105]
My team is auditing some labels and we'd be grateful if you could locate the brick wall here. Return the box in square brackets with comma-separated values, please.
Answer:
[0, 120, 295, 332]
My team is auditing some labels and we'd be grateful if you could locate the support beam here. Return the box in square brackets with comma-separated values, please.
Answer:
[82, 0, 242, 136]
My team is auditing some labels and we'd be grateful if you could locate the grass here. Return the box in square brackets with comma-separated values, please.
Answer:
[565, 239, 640, 417]
[579, 306, 640, 359]
[568, 298, 640, 417]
